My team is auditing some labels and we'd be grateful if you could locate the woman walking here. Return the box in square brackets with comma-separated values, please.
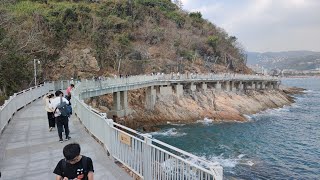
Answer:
[43, 93, 55, 131]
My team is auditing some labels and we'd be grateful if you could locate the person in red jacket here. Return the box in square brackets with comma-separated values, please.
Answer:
[66, 84, 74, 102]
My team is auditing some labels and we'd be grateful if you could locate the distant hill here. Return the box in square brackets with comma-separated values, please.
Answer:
[247, 51, 320, 70]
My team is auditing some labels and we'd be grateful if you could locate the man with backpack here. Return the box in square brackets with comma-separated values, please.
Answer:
[54, 143, 94, 180]
[50, 90, 71, 143]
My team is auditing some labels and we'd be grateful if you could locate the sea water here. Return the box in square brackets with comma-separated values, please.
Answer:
[152, 77, 320, 179]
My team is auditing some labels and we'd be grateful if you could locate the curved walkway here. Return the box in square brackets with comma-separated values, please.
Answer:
[0, 99, 131, 180]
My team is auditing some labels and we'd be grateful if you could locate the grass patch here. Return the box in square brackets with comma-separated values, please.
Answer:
[6, 0, 97, 18]
[7, 1, 45, 16]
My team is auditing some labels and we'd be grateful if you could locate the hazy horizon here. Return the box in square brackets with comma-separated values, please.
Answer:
[181, 0, 320, 52]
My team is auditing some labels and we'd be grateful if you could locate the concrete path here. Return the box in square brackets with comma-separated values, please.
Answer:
[0, 99, 132, 180]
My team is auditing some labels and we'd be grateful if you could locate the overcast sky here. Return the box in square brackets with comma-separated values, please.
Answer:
[181, 0, 320, 52]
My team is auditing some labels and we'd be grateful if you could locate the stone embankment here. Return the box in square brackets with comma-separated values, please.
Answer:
[89, 87, 304, 131]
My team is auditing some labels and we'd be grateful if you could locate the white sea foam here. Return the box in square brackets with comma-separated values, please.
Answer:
[245, 160, 255, 166]
[303, 90, 314, 93]
[207, 154, 254, 168]
[274, 106, 290, 112]
[244, 114, 254, 121]
[171, 123, 186, 126]
[196, 117, 213, 124]
[148, 128, 187, 137]
[167, 122, 186, 126]
[251, 104, 294, 118]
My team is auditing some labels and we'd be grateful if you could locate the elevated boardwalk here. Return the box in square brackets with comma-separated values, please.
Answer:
[0, 99, 131, 179]
[0, 74, 278, 180]
[77, 74, 279, 117]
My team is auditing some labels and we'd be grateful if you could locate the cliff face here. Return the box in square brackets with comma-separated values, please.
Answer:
[90, 89, 295, 131]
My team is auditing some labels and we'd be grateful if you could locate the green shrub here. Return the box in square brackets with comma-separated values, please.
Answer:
[137, 0, 176, 12]
[106, 15, 129, 31]
[0, 95, 8, 106]
[147, 27, 164, 44]
[8, 1, 44, 17]
[166, 11, 185, 28]
[97, 1, 130, 18]
[116, 33, 131, 46]
[0, 53, 32, 97]
[189, 11, 202, 19]
[178, 49, 194, 61]
[63, 8, 78, 22]
[207, 35, 219, 49]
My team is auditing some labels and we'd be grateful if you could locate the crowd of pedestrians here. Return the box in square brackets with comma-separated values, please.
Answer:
[43, 84, 94, 179]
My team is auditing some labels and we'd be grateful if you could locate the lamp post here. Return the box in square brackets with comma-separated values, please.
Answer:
[34, 59, 40, 86]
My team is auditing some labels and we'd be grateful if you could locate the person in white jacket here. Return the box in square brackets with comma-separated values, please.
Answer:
[50, 90, 70, 143]
[43, 93, 55, 131]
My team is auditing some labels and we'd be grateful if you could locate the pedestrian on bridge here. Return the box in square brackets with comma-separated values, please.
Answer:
[66, 84, 74, 104]
[43, 93, 55, 131]
[54, 143, 94, 180]
[50, 90, 71, 143]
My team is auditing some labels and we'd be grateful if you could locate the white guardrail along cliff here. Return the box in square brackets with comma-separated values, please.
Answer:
[0, 74, 280, 180]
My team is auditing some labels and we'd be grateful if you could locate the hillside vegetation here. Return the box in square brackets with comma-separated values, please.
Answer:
[0, 0, 250, 103]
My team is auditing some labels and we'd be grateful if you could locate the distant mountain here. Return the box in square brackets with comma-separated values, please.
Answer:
[247, 51, 320, 70]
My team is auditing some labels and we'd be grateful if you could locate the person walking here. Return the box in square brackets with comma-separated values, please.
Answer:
[54, 143, 94, 180]
[43, 93, 55, 131]
[50, 90, 71, 143]
[66, 84, 74, 103]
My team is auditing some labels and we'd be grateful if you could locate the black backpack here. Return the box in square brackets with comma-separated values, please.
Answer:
[56, 97, 70, 117]
[61, 156, 88, 177]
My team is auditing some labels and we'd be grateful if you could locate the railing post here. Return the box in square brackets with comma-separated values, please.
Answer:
[143, 135, 153, 179]
[210, 163, 223, 180]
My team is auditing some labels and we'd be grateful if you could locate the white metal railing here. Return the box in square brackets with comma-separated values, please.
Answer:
[70, 73, 279, 180]
[0, 73, 277, 179]
[72, 95, 223, 179]
[81, 73, 279, 92]
[0, 83, 54, 133]
[72, 79, 224, 180]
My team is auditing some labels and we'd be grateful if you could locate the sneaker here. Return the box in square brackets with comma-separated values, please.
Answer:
[65, 136, 71, 141]
[59, 139, 63, 143]
[49, 127, 53, 132]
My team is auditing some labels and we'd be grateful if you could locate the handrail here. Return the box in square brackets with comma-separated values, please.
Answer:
[70, 73, 280, 180]
[79, 73, 279, 97]
[0, 73, 278, 180]
[72, 92, 223, 179]
[0, 82, 54, 133]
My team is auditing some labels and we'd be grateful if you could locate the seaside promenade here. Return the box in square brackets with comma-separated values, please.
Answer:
[0, 99, 131, 179]
[0, 74, 278, 180]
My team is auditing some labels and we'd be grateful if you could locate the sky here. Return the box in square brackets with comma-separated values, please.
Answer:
[180, 0, 320, 52]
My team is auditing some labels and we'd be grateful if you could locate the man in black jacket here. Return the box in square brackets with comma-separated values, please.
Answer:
[54, 143, 94, 180]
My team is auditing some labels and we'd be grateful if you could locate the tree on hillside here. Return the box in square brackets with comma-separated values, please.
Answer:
[173, 0, 183, 9]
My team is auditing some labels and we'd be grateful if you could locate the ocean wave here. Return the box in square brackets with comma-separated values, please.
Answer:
[303, 90, 314, 93]
[207, 154, 254, 168]
[196, 117, 213, 124]
[166, 121, 186, 126]
[171, 123, 186, 126]
[274, 106, 290, 112]
[251, 105, 293, 118]
[148, 128, 187, 137]
[244, 114, 254, 121]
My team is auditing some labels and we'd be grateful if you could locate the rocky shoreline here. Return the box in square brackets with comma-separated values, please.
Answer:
[89, 87, 304, 132]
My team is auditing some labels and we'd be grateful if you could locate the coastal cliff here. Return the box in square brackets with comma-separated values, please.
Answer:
[89, 87, 302, 131]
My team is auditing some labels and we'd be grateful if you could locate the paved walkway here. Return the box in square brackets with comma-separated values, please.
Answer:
[0, 99, 132, 180]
